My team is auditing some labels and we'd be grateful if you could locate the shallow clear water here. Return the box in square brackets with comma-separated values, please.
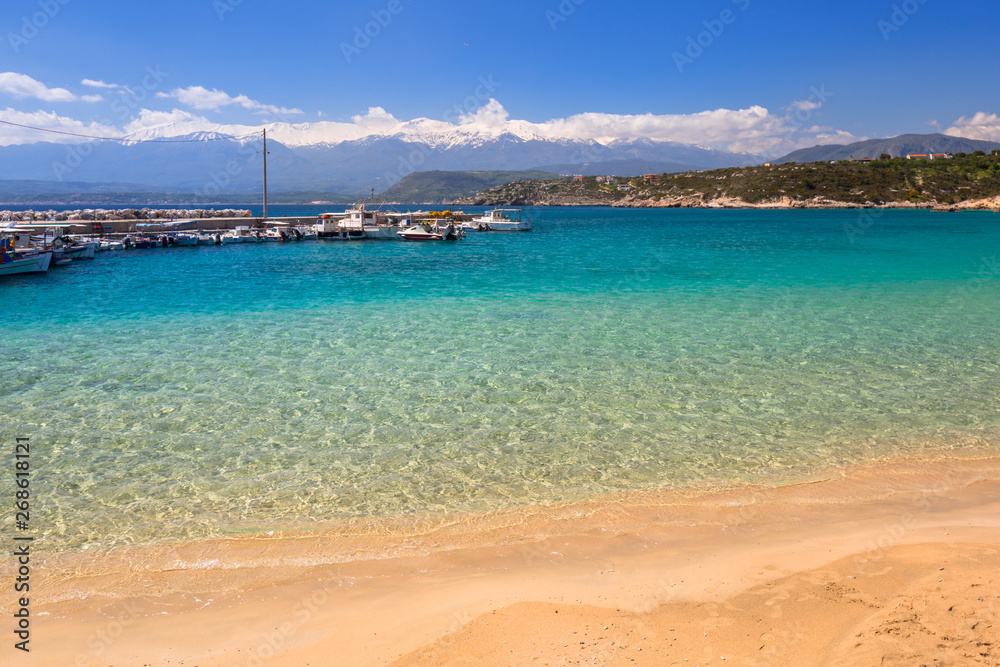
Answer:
[2, 208, 999, 550]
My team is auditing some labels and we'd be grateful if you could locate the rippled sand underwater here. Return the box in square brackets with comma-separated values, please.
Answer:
[2, 208, 998, 550]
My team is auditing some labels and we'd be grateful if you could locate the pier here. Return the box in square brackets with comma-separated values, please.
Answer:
[63, 216, 319, 236]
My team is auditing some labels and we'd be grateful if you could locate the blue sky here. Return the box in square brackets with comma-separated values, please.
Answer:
[2, 0, 998, 155]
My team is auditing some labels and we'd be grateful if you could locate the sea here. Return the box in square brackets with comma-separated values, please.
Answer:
[2, 207, 999, 552]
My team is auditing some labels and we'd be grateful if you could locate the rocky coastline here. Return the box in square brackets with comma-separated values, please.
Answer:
[611, 194, 1000, 210]
[456, 186, 993, 210]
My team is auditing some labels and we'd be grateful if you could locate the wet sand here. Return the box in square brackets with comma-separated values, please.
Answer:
[6, 450, 1000, 665]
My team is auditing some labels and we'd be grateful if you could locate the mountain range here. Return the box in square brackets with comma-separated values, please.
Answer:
[0, 124, 757, 195]
[2, 126, 996, 199]
[775, 133, 1000, 163]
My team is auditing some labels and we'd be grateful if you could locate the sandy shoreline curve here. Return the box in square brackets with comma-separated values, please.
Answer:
[5, 449, 999, 665]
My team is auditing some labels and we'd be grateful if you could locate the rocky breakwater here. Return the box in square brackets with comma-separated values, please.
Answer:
[0, 208, 253, 223]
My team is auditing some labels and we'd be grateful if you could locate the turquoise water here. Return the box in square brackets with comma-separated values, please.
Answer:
[2, 208, 999, 550]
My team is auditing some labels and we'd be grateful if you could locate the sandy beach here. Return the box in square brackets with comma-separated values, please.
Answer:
[4, 449, 996, 666]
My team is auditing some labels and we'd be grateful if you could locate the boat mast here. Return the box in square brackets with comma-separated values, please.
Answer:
[262, 128, 269, 221]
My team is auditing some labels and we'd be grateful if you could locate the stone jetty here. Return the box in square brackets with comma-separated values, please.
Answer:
[0, 208, 253, 223]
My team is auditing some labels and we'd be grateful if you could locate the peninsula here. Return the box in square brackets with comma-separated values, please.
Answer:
[456, 152, 1000, 210]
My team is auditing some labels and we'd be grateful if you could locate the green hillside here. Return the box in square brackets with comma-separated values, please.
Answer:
[461, 153, 1000, 207]
[381, 170, 559, 203]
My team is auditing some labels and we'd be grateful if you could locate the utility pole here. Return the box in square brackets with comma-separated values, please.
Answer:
[262, 128, 268, 221]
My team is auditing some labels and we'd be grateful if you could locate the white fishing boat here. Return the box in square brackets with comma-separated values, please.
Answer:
[316, 213, 362, 240]
[316, 193, 428, 240]
[398, 221, 463, 242]
[339, 203, 401, 239]
[1, 232, 53, 275]
[196, 232, 217, 245]
[0, 248, 53, 275]
[4, 223, 89, 265]
[468, 208, 531, 231]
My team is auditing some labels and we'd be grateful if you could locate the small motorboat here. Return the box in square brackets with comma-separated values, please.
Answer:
[398, 222, 463, 242]
[131, 236, 159, 249]
[319, 229, 366, 241]
[468, 208, 531, 231]
[293, 226, 317, 241]
[226, 226, 264, 242]
[398, 226, 444, 241]
[60, 238, 98, 259]
[170, 233, 199, 246]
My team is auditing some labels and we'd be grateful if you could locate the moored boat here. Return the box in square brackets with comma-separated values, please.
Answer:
[0, 249, 53, 275]
[0, 233, 53, 275]
[316, 213, 363, 240]
[60, 239, 97, 260]
[398, 221, 463, 242]
[468, 208, 531, 231]
[293, 226, 317, 240]
[342, 203, 400, 239]
[170, 233, 199, 246]
[226, 226, 263, 242]
[262, 222, 292, 242]
[129, 236, 159, 249]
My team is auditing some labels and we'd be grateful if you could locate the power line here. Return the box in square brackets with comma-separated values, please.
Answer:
[0, 119, 262, 143]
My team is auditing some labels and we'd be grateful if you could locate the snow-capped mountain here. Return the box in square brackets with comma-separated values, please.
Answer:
[0, 125, 759, 195]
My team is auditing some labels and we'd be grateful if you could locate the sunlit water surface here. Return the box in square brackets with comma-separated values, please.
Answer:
[2, 208, 998, 550]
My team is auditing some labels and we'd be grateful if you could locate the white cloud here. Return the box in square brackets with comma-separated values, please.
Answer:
[0, 95, 862, 157]
[789, 99, 821, 112]
[157, 85, 303, 117]
[121, 108, 256, 141]
[81, 94, 103, 103]
[208, 100, 858, 156]
[0, 72, 77, 102]
[459, 99, 509, 128]
[945, 112, 1000, 142]
[350, 106, 399, 129]
[0, 107, 121, 146]
[513, 104, 848, 155]
[82, 79, 124, 90]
